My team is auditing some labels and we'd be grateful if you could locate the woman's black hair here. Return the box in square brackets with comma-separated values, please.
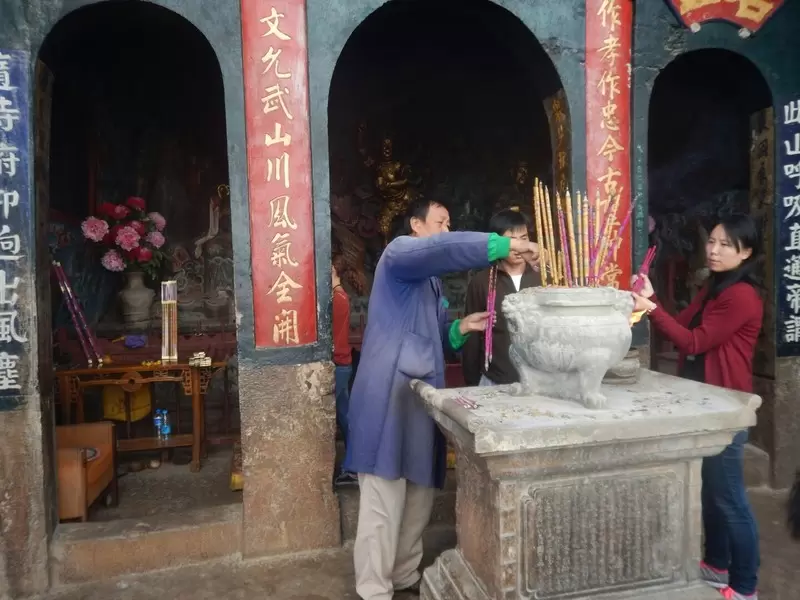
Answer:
[705, 212, 763, 300]
[488, 209, 529, 237]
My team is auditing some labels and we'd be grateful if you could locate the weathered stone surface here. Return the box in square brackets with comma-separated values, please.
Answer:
[413, 370, 760, 600]
[503, 287, 634, 410]
[50, 505, 242, 585]
[0, 407, 50, 598]
[771, 357, 800, 488]
[238, 361, 340, 557]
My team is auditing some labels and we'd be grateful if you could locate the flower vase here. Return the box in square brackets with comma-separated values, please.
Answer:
[119, 271, 155, 328]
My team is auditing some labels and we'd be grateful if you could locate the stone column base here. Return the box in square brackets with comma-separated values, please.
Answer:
[422, 549, 721, 600]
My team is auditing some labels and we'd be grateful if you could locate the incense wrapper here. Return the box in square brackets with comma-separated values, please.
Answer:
[54, 262, 102, 366]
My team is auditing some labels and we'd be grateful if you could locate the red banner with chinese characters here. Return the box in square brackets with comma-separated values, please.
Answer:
[241, 0, 317, 347]
[666, 0, 783, 33]
[586, 0, 633, 289]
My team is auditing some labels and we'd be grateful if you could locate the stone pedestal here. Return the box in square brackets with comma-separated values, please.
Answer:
[412, 370, 761, 600]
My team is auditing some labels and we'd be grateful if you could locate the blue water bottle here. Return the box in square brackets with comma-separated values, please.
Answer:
[154, 409, 163, 439]
[160, 409, 172, 441]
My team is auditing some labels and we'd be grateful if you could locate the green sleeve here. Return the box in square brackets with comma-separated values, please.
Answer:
[448, 320, 469, 351]
[487, 233, 511, 262]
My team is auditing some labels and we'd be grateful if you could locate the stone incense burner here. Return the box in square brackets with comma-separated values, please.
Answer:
[503, 286, 634, 409]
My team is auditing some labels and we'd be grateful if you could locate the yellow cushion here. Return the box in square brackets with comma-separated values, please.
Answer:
[102, 384, 152, 422]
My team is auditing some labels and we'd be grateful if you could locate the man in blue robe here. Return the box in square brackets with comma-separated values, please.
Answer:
[345, 199, 539, 599]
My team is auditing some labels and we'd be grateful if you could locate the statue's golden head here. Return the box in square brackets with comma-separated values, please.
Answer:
[514, 161, 529, 185]
[381, 137, 393, 160]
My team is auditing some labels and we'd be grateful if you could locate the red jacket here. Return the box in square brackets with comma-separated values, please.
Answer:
[333, 286, 352, 366]
[649, 282, 763, 393]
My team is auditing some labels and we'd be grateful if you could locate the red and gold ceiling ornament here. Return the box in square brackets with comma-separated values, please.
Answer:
[665, 0, 784, 38]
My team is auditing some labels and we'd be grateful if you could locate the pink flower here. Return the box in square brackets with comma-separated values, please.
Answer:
[101, 249, 126, 272]
[115, 226, 140, 251]
[146, 231, 165, 249]
[128, 220, 146, 236]
[81, 216, 109, 242]
[148, 212, 166, 231]
[112, 204, 131, 220]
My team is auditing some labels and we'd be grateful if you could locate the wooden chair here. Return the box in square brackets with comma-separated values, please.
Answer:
[56, 422, 118, 522]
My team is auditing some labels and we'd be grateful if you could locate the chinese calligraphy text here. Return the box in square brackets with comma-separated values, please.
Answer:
[0, 49, 31, 408]
[585, 0, 633, 289]
[777, 98, 800, 356]
[241, 2, 317, 348]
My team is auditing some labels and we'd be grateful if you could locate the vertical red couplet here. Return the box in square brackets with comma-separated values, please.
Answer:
[241, 0, 318, 347]
[585, 0, 633, 288]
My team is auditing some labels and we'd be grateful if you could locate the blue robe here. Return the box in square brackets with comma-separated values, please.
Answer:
[344, 232, 492, 489]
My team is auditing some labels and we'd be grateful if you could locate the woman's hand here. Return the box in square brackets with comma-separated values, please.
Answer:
[459, 312, 492, 334]
[632, 293, 656, 313]
[630, 273, 655, 298]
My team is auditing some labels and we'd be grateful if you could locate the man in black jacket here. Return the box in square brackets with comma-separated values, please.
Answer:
[462, 208, 541, 386]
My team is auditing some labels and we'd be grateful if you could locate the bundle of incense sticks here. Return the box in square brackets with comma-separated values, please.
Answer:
[484, 265, 498, 371]
[632, 246, 657, 294]
[52, 261, 102, 367]
[161, 281, 178, 364]
[532, 179, 638, 287]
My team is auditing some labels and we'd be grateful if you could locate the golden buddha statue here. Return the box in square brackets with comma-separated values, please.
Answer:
[359, 123, 420, 241]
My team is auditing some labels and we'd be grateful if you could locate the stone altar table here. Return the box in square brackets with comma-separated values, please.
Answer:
[412, 369, 761, 600]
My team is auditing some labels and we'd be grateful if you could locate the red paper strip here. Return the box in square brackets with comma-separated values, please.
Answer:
[585, 0, 633, 289]
[241, 0, 318, 347]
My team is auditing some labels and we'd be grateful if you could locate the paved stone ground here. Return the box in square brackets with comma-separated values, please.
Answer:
[43, 488, 797, 600]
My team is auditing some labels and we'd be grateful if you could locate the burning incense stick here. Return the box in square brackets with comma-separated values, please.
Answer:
[484, 265, 497, 371]
[595, 190, 621, 282]
[563, 191, 579, 287]
[575, 191, 585, 285]
[581, 192, 590, 287]
[557, 203, 573, 286]
[532, 180, 548, 286]
[596, 195, 639, 286]
[588, 201, 597, 286]
[543, 185, 559, 286]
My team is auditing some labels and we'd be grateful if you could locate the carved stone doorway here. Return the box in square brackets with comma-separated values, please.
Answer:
[34, 0, 242, 536]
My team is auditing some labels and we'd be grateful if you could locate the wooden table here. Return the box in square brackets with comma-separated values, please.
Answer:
[56, 362, 226, 472]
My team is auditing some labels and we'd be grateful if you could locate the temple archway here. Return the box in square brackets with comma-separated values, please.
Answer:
[646, 48, 772, 388]
[327, 0, 565, 339]
[35, 0, 242, 524]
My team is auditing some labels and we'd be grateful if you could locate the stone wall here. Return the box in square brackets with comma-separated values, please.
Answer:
[238, 361, 340, 557]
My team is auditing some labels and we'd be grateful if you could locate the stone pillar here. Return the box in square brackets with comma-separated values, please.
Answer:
[237, 0, 340, 556]
[413, 371, 760, 600]
[238, 361, 340, 556]
[0, 49, 53, 596]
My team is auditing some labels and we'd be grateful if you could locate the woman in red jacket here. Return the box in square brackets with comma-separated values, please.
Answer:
[633, 213, 762, 600]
